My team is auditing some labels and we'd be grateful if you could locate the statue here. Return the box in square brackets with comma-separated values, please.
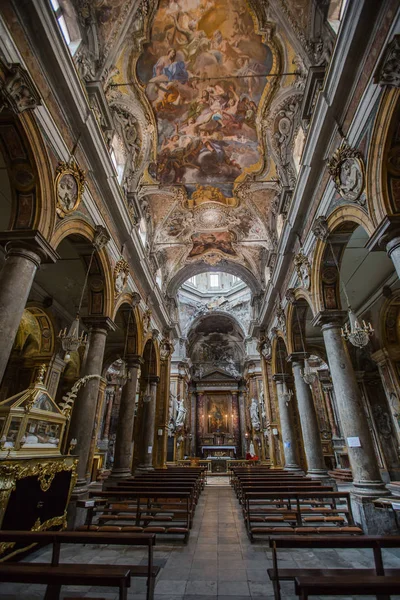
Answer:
[176, 398, 187, 427]
[250, 398, 260, 431]
[249, 441, 256, 458]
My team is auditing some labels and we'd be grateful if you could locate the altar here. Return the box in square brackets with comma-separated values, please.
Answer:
[201, 445, 236, 458]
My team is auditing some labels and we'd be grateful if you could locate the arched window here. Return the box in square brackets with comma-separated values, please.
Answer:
[50, 0, 82, 55]
[139, 218, 147, 246]
[327, 0, 349, 33]
[110, 134, 125, 183]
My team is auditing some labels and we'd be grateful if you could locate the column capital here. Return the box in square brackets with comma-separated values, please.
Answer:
[365, 215, 400, 252]
[272, 373, 292, 383]
[126, 354, 143, 368]
[0, 230, 59, 265]
[287, 352, 308, 365]
[312, 310, 348, 329]
[82, 316, 116, 333]
[149, 375, 160, 384]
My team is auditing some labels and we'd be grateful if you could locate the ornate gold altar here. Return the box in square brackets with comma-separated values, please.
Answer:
[0, 369, 77, 560]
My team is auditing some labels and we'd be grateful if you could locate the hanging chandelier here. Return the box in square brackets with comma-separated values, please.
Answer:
[58, 315, 87, 360]
[327, 240, 374, 349]
[278, 339, 293, 406]
[58, 248, 96, 359]
[295, 304, 316, 386]
[341, 308, 374, 348]
[281, 381, 293, 406]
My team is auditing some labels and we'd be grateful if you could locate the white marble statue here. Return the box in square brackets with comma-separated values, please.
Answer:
[249, 441, 256, 457]
[176, 398, 187, 427]
[250, 397, 260, 430]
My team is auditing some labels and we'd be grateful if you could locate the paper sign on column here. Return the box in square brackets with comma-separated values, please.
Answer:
[148, 446, 153, 453]
[347, 437, 361, 447]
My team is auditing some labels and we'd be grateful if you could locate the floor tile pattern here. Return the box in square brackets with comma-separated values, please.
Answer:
[1, 483, 400, 599]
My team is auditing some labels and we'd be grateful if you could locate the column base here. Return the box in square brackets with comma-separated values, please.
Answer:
[108, 468, 132, 479]
[135, 464, 155, 473]
[306, 469, 330, 479]
[351, 492, 399, 534]
[284, 464, 304, 473]
[67, 484, 90, 529]
[352, 479, 391, 496]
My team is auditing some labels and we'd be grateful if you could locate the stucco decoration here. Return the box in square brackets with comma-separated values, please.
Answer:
[312, 216, 329, 241]
[55, 160, 85, 218]
[294, 248, 311, 289]
[328, 142, 365, 205]
[114, 258, 130, 295]
[374, 35, 400, 88]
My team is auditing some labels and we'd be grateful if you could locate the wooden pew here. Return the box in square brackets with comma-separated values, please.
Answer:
[268, 535, 400, 600]
[86, 490, 192, 542]
[244, 491, 362, 540]
[0, 530, 158, 600]
[294, 575, 400, 600]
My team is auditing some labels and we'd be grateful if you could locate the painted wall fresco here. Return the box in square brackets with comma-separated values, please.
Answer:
[137, 0, 272, 196]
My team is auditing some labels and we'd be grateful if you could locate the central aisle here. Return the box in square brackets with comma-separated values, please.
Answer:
[153, 483, 272, 599]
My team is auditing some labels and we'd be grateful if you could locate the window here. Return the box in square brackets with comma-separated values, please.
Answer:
[50, 0, 81, 55]
[110, 135, 125, 183]
[156, 269, 162, 289]
[139, 218, 147, 246]
[209, 274, 219, 288]
[188, 276, 197, 287]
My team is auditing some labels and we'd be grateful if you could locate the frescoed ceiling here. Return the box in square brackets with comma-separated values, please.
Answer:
[72, 0, 332, 295]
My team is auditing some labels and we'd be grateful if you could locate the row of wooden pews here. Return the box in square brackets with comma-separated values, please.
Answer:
[0, 530, 156, 600]
[78, 466, 206, 543]
[231, 466, 400, 597]
[230, 466, 363, 541]
[269, 535, 400, 599]
[0, 467, 206, 600]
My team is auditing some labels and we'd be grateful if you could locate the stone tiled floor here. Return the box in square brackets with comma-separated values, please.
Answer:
[1, 482, 400, 599]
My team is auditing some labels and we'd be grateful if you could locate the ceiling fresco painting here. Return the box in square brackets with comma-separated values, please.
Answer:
[137, 0, 272, 198]
[89, 0, 323, 293]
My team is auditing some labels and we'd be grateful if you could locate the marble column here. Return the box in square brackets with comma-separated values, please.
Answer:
[0, 233, 58, 384]
[384, 236, 400, 280]
[238, 387, 247, 458]
[68, 317, 115, 487]
[290, 355, 328, 477]
[190, 386, 197, 456]
[273, 374, 301, 471]
[314, 311, 387, 495]
[102, 388, 115, 441]
[110, 355, 141, 478]
[137, 377, 159, 471]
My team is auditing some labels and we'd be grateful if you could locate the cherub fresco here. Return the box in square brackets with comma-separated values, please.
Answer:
[188, 231, 237, 259]
[137, 0, 272, 188]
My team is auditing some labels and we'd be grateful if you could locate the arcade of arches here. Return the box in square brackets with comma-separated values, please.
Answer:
[0, 0, 400, 590]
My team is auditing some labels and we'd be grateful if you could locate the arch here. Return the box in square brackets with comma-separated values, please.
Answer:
[113, 292, 143, 355]
[0, 110, 55, 239]
[271, 333, 290, 376]
[286, 291, 316, 355]
[311, 205, 375, 314]
[141, 337, 160, 379]
[366, 88, 400, 225]
[50, 217, 114, 319]
[187, 310, 247, 340]
[166, 262, 262, 298]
